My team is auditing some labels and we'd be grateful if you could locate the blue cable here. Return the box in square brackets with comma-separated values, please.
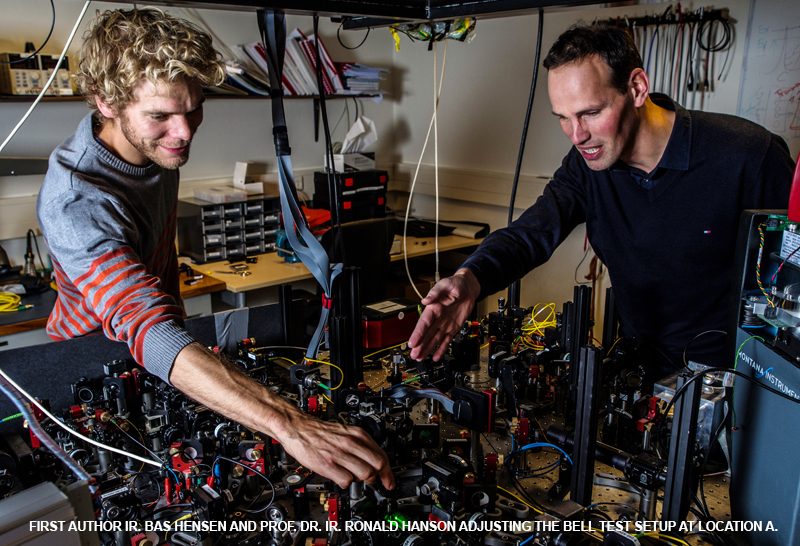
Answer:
[520, 535, 534, 546]
[213, 459, 223, 481]
[517, 442, 573, 466]
[166, 466, 182, 485]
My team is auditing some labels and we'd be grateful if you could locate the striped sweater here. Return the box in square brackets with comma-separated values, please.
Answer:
[36, 113, 194, 382]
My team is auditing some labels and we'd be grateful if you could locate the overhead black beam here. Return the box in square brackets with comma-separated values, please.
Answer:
[116, 0, 427, 19]
[115, 0, 601, 24]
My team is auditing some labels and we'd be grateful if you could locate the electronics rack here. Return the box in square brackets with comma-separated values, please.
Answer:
[729, 211, 800, 546]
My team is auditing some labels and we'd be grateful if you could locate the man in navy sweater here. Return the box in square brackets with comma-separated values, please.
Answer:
[408, 24, 794, 377]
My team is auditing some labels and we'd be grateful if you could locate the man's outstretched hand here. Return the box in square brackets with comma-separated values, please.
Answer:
[408, 268, 481, 361]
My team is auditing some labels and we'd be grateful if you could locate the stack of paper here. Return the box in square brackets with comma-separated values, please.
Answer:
[241, 29, 344, 96]
[337, 63, 387, 94]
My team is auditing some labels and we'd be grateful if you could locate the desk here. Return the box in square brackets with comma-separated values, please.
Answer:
[0, 289, 57, 337]
[200, 234, 482, 307]
[0, 271, 226, 349]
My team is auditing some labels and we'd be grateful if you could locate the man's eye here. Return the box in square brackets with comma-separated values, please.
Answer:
[150, 114, 166, 121]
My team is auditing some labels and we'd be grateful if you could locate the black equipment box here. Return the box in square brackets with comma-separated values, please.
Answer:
[177, 193, 281, 263]
[313, 169, 388, 222]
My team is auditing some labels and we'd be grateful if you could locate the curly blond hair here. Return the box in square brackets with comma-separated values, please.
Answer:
[76, 8, 225, 112]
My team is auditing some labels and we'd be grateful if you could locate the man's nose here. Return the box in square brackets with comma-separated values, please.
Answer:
[169, 116, 193, 141]
[569, 120, 589, 144]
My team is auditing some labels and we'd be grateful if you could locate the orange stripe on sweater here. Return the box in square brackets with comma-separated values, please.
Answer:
[74, 246, 132, 287]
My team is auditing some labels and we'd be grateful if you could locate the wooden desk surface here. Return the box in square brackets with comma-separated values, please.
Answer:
[201, 234, 481, 294]
[178, 270, 227, 299]
[0, 270, 226, 337]
[0, 236, 479, 335]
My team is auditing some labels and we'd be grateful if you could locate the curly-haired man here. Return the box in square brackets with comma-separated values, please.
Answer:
[37, 8, 393, 489]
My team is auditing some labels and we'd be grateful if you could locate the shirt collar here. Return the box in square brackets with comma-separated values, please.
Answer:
[650, 93, 691, 172]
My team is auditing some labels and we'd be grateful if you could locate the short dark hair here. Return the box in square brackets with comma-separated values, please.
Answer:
[543, 24, 642, 94]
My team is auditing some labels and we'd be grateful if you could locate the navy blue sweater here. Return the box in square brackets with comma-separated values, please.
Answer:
[462, 95, 795, 368]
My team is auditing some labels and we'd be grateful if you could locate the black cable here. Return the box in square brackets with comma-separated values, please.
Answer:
[129, 470, 163, 503]
[507, 8, 544, 228]
[681, 329, 727, 368]
[675, 18, 686, 99]
[313, 16, 342, 239]
[716, 22, 734, 80]
[27, 229, 46, 273]
[697, 18, 731, 52]
[510, 472, 550, 514]
[0, 0, 56, 65]
[213, 455, 275, 512]
[684, 21, 697, 104]
[481, 433, 502, 455]
[506, 8, 544, 308]
[573, 246, 592, 285]
[337, 21, 370, 50]
[111, 419, 166, 467]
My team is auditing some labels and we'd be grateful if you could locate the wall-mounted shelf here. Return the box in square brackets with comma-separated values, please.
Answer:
[0, 93, 380, 142]
[0, 95, 85, 103]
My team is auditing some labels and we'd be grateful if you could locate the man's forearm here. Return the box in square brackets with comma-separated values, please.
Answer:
[168, 342, 300, 439]
[167, 341, 395, 489]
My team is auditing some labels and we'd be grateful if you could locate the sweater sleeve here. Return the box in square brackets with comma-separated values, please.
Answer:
[461, 150, 588, 300]
[39, 188, 193, 383]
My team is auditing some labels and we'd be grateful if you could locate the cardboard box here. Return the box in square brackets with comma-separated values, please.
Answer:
[323, 152, 376, 172]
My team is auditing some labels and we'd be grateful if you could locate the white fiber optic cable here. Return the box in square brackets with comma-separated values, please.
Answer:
[433, 42, 440, 283]
[0, 1, 92, 154]
[403, 42, 447, 299]
[0, 368, 162, 468]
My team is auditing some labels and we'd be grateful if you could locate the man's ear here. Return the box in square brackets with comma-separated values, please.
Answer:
[95, 97, 117, 120]
[629, 68, 649, 108]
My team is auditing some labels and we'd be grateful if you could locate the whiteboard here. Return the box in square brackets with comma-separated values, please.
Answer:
[737, 0, 800, 157]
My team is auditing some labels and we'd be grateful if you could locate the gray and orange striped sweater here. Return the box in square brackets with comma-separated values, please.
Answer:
[36, 113, 194, 383]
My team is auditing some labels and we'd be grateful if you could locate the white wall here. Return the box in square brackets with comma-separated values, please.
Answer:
[0, 2, 396, 260]
[0, 0, 761, 322]
[388, 0, 751, 320]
